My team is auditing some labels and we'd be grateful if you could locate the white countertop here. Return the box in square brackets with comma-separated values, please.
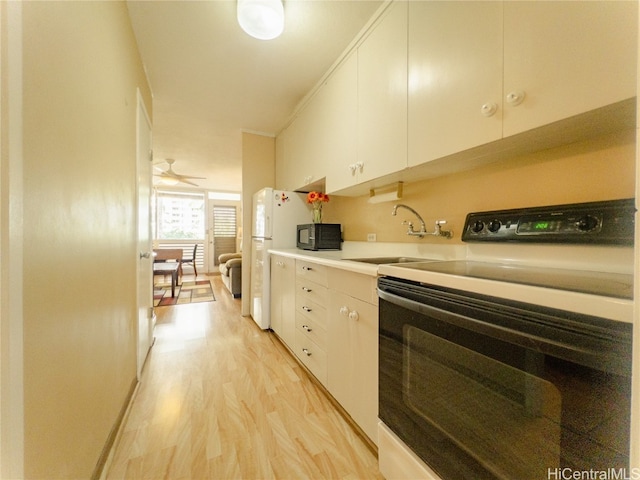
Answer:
[269, 241, 465, 274]
[269, 241, 634, 324]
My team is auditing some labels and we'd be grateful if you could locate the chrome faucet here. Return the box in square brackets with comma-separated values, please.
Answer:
[392, 204, 427, 236]
[391, 204, 453, 239]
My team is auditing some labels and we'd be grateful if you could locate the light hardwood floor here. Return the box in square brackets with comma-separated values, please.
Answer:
[106, 275, 383, 479]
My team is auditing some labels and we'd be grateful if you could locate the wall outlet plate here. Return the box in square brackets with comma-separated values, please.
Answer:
[367, 233, 377, 242]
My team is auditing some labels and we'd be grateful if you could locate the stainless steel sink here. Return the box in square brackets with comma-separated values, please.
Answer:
[346, 256, 433, 265]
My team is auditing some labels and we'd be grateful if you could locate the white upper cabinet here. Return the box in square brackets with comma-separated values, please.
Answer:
[275, 127, 296, 191]
[409, 1, 637, 167]
[503, 1, 638, 137]
[278, 52, 358, 193]
[277, 91, 327, 191]
[286, 99, 324, 190]
[408, 1, 503, 166]
[356, 0, 408, 184]
[322, 52, 358, 193]
[278, 0, 638, 194]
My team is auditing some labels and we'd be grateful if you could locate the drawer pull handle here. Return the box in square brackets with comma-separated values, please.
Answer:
[302, 324, 312, 332]
[302, 287, 312, 292]
[302, 306, 312, 312]
[302, 266, 313, 271]
[302, 348, 312, 356]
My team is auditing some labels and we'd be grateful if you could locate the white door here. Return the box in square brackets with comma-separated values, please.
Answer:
[136, 91, 153, 379]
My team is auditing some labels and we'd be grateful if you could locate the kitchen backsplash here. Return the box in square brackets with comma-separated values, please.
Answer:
[323, 129, 636, 244]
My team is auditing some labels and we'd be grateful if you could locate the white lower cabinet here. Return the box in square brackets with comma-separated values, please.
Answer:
[270, 255, 296, 347]
[327, 268, 379, 444]
[275, 258, 379, 445]
[328, 291, 378, 444]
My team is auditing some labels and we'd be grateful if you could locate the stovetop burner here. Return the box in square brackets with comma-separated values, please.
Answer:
[391, 260, 633, 299]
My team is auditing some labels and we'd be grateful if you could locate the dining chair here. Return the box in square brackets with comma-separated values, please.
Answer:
[181, 244, 198, 276]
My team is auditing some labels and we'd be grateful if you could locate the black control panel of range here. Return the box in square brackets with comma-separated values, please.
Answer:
[461, 198, 635, 245]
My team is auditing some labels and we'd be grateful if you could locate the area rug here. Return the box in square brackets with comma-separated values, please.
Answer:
[154, 279, 215, 306]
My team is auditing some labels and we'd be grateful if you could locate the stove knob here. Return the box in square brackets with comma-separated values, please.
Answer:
[471, 220, 485, 233]
[577, 215, 599, 232]
[488, 220, 502, 233]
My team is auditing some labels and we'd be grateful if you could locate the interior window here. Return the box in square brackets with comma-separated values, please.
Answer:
[155, 190, 205, 240]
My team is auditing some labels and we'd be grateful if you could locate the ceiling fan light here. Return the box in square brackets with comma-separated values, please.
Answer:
[237, 0, 284, 40]
[160, 177, 179, 186]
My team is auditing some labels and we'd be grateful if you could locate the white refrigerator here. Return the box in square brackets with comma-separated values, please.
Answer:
[250, 188, 309, 329]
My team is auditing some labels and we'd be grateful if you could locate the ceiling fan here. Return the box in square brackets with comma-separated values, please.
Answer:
[153, 158, 206, 187]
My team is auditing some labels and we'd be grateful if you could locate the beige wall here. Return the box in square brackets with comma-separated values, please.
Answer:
[19, 2, 151, 477]
[241, 132, 275, 315]
[324, 129, 636, 244]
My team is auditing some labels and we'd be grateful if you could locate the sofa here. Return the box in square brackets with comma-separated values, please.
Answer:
[219, 253, 242, 298]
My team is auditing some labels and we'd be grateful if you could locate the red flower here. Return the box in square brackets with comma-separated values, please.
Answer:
[307, 191, 329, 204]
[307, 191, 319, 204]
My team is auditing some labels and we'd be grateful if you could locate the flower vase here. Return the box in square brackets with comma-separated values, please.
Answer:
[312, 206, 322, 224]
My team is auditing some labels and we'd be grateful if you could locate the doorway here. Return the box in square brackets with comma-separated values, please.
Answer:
[207, 193, 241, 272]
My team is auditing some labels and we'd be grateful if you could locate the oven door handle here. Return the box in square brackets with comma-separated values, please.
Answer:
[378, 286, 631, 376]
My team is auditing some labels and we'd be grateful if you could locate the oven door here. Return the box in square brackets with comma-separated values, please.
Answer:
[378, 277, 632, 480]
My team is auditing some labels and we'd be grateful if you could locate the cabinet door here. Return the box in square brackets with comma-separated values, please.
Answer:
[357, 0, 408, 183]
[324, 52, 359, 194]
[285, 105, 322, 190]
[275, 128, 295, 191]
[270, 255, 296, 348]
[328, 292, 379, 444]
[503, 1, 638, 137]
[270, 256, 283, 336]
[350, 298, 378, 443]
[408, 1, 503, 166]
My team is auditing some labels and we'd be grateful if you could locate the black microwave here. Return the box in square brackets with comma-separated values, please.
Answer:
[296, 224, 342, 251]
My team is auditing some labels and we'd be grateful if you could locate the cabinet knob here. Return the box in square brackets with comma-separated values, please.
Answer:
[302, 348, 312, 356]
[302, 286, 312, 292]
[302, 324, 312, 332]
[480, 102, 498, 117]
[339, 306, 349, 316]
[506, 90, 526, 106]
[302, 306, 312, 312]
[348, 310, 360, 321]
[302, 266, 312, 271]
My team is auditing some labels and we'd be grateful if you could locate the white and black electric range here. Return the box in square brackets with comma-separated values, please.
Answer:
[379, 198, 635, 323]
[377, 198, 636, 480]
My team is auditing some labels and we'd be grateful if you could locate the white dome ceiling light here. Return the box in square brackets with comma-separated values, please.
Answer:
[237, 0, 284, 40]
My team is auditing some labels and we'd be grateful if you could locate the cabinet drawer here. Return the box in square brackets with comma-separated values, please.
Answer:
[295, 293, 327, 329]
[295, 312, 327, 350]
[295, 329, 327, 386]
[327, 268, 378, 305]
[295, 278, 327, 305]
[296, 260, 328, 287]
